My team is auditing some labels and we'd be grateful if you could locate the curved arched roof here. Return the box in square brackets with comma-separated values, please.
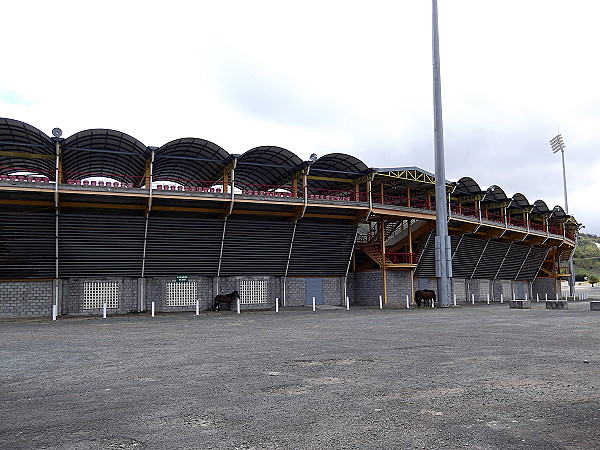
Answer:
[62, 129, 149, 183]
[551, 205, 568, 218]
[309, 153, 369, 190]
[236, 146, 303, 188]
[482, 185, 508, 203]
[154, 138, 230, 187]
[452, 176, 483, 196]
[532, 200, 551, 215]
[510, 193, 532, 209]
[0, 118, 55, 178]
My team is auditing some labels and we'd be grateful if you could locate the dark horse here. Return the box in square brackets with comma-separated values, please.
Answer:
[415, 289, 436, 308]
[213, 290, 240, 311]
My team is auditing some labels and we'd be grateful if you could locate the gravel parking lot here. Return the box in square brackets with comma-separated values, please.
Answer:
[1, 302, 599, 450]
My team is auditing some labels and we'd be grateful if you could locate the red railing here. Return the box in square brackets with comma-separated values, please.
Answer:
[386, 252, 418, 264]
[508, 217, 525, 228]
[450, 205, 478, 218]
[529, 222, 546, 232]
[482, 211, 504, 224]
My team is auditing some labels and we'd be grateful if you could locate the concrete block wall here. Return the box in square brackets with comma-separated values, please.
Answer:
[322, 278, 343, 306]
[0, 281, 54, 317]
[452, 279, 467, 302]
[217, 276, 281, 310]
[467, 279, 492, 302]
[285, 277, 306, 306]
[350, 271, 383, 306]
[63, 278, 139, 315]
[146, 276, 213, 312]
[532, 278, 557, 299]
[385, 271, 412, 306]
[492, 279, 512, 301]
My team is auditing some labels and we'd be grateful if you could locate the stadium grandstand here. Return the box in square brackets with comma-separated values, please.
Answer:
[0, 118, 579, 317]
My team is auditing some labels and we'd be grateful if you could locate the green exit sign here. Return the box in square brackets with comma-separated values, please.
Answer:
[176, 275, 188, 283]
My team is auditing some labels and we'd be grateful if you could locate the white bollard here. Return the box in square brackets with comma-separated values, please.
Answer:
[379, 295, 383, 309]
[471, 294, 475, 305]
[406, 294, 410, 309]
[196, 299, 200, 316]
[276, 297, 279, 313]
[52, 304, 58, 321]
[151, 301, 155, 317]
[500, 293, 504, 304]
[545, 293, 548, 301]
[312, 296, 316, 312]
[525, 293, 528, 301]
[237, 297, 240, 314]
[536, 293, 539, 303]
[487, 294, 490, 305]
[556, 293, 559, 301]
[346, 296, 350, 311]
[103, 302, 107, 319]
[453, 294, 457, 306]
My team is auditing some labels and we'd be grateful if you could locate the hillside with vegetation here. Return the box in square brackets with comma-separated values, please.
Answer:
[574, 233, 600, 284]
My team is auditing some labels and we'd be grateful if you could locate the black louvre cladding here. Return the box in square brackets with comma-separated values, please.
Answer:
[472, 239, 508, 279]
[0, 213, 55, 279]
[219, 218, 294, 276]
[287, 222, 357, 276]
[516, 246, 548, 280]
[58, 214, 145, 277]
[414, 231, 436, 278]
[144, 216, 223, 276]
[496, 244, 530, 280]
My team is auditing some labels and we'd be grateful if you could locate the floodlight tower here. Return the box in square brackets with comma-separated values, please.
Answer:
[549, 133, 575, 297]
[432, 0, 452, 306]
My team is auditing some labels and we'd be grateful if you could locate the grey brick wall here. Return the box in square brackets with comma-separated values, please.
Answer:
[322, 278, 343, 306]
[385, 271, 412, 306]
[285, 277, 306, 306]
[0, 281, 54, 317]
[62, 278, 140, 315]
[467, 279, 492, 302]
[351, 271, 383, 306]
[215, 276, 281, 310]
[452, 279, 467, 302]
[532, 278, 557, 299]
[146, 277, 213, 312]
[492, 279, 513, 302]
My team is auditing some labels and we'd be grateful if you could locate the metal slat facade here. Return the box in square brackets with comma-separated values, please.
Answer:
[414, 232, 436, 278]
[516, 246, 548, 280]
[451, 236, 487, 279]
[144, 216, 223, 276]
[472, 239, 507, 279]
[287, 222, 357, 276]
[220, 219, 294, 276]
[0, 213, 55, 279]
[58, 214, 146, 277]
[496, 244, 530, 280]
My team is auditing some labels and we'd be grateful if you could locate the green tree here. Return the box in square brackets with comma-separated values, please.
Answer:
[589, 275, 599, 287]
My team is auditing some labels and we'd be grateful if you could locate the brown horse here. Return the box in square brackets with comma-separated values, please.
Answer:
[415, 289, 436, 308]
[213, 290, 240, 311]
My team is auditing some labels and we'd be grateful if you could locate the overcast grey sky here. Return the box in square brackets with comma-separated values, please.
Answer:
[2, 1, 599, 233]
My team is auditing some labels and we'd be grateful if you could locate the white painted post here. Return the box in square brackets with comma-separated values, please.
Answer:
[406, 294, 410, 309]
[196, 299, 200, 316]
[536, 293, 539, 303]
[525, 293, 528, 301]
[276, 297, 279, 313]
[312, 296, 316, 312]
[453, 294, 457, 306]
[500, 293, 504, 304]
[237, 297, 240, 314]
[103, 302, 107, 319]
[545, 293, 548, 301]
[487, 293, 490, 305]
[151, 301, 155, 317]
[471, 294, 475, 305]
[52, 304, 57, 321]
[346, 296, 350, 311]
[556, 293, 559, 301]
[379, 295, 383, 309]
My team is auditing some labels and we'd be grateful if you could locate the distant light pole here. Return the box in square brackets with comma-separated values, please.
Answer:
[432, 0, 452, 307]
[549, 133, 575, 297]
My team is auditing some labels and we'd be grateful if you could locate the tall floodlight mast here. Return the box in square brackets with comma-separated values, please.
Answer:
[432, 0, 452, 306]
[549, 134, 575, 297]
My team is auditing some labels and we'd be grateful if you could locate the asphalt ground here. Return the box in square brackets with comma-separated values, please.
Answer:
[1, 301, 599, 450]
